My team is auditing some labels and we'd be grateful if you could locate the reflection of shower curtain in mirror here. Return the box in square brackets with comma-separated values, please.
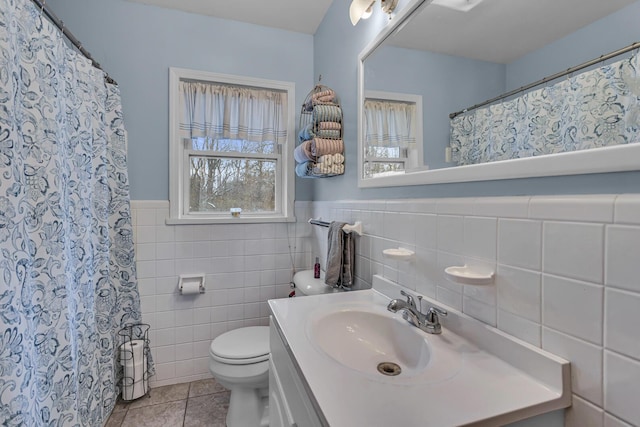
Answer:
[449, 51, 640, 166]
[0, 0, 150, 425]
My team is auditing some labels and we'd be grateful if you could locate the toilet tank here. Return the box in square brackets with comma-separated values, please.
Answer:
[292, 270, 342, 296]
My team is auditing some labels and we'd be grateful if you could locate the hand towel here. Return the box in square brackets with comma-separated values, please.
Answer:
[324, 222, 355, 288]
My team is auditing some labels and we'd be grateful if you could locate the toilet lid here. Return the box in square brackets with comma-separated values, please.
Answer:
[210, 326, 269, 363]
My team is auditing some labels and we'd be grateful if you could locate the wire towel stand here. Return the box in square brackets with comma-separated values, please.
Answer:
[308, 218, 363, 235]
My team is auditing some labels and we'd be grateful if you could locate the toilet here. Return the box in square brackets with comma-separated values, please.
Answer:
[208, 269, 342, 427]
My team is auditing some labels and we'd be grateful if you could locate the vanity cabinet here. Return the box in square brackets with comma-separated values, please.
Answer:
[269, 318, 323, 427]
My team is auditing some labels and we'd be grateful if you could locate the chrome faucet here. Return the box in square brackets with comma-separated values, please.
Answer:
[387, 290, 448, 334]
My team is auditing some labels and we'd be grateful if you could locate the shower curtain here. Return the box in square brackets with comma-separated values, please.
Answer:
[0, 0, 148, 425]
[449, 50, 640, 165]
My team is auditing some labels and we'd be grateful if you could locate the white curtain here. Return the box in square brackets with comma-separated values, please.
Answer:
[179, 81, 288, 144]
[450, 51, 640, 165]
[364, 99, 416, 148]
[0, 0, 147, 425]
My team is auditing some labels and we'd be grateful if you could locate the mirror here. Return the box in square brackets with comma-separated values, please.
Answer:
[358, 0, 640, 187]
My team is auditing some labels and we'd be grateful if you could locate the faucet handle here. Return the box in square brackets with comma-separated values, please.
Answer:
[400, 290, 416, 308]
[427, 306, 448, 322]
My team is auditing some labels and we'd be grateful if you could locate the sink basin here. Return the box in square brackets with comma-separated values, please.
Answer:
[307, 305, 449, 381]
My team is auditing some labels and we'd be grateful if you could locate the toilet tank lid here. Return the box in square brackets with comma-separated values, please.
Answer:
[210, 326, 269, 360]
[293, 269, 335, 296]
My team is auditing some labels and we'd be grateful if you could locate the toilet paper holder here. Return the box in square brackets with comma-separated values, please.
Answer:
[117, 323, 151, 401]
[178, 274, 206, 294]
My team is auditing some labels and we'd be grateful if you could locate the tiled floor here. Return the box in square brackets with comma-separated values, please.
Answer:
[106, 378, 230, 427]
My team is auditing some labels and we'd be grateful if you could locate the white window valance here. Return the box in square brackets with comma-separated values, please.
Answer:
[179, 81, 288, 144]
[364, 99, 417, 148]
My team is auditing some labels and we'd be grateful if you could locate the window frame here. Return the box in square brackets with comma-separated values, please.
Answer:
[168, 67, 296, 224]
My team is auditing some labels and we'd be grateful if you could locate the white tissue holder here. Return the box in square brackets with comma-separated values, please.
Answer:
[178, 274, 206, 294]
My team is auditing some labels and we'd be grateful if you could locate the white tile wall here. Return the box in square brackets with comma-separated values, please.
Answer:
[129, 195, 639, 424]
[310, 194, 640, 427]
[131, 200, 312, 387]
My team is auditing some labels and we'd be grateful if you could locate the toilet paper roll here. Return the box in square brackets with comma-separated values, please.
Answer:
[122, 377, 148, 401]
[123, 358, 148, 382]
[180, 280, 201, 295]
[120, 339, 145, 365]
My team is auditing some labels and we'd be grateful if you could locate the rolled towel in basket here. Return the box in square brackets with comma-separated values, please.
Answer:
[313, 162, 345, 176]
[295, 161, 315, 178]
[298, 123, 315, 143]
[311, 89, 335, 104]
[317, 153, 345, 166]
[318, 121, 341, 131]
[294, 141, 314, 163]
[315, 129, 341, 139]
[312, 105, 342, 123]
[311, 138, 344, 157]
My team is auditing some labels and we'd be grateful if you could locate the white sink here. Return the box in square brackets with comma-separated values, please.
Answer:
[305, 304, 462, 384]
[307, 307, 430, 376]
[269, 276, 571, 426]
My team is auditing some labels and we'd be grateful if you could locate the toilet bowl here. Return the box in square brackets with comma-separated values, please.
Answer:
[209, 326, 270, 427]
[208, 270, 343, 426]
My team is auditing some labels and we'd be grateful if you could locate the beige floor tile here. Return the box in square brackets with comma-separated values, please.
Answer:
[183, 393, 230, 427]
[188, 378, 227, 398]
[128, 382, 190, 409]
[121, 400, 186, 427]
[105, 409, 127, 427]
[112, 399, 131, 413]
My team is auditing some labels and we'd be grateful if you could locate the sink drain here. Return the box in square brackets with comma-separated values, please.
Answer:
[377, 362, 401, 376]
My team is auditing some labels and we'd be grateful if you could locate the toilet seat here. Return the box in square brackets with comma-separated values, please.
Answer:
[209, 326, 269, 365]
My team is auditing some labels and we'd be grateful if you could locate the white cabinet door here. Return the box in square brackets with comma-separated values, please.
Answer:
[269, 358, 297, 427]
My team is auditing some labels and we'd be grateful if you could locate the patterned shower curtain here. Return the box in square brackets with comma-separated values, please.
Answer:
[0, 0, 149, 425]
[449, 50, 640, 165]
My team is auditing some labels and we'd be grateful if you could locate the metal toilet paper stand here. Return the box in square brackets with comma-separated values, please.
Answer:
[118, 323, 151, 401]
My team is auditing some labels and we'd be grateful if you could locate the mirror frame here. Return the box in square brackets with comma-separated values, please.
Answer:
[357, 0, 640, 188]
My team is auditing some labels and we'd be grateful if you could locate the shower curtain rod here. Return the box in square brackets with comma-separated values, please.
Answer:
[449, 41, 640, 119]
[30, 0, 117, 85]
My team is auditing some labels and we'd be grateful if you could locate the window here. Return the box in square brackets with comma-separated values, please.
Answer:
[363, 91, 423, 178]
[169, 68, 295, 223]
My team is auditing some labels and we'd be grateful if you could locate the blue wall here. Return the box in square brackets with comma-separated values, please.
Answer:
[506, 1, 640, 91]
[48, 0, 640, 202]
[312, 0, 640, 200]
[47, 0, 316, 201]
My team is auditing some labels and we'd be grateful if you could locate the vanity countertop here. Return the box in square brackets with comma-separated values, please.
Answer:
[268, 275, 571, 427]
